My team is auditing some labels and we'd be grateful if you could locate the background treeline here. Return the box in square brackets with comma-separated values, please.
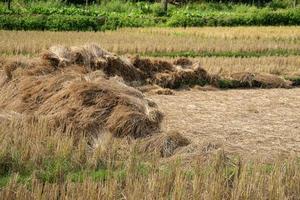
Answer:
[39, 0, 299, 8]
[0, 0, 299, 31]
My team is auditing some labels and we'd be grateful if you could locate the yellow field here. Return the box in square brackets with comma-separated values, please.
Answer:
[0, 27, 299, 55]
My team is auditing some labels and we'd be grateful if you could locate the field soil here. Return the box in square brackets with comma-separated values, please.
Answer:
[149, 88, 300, 160]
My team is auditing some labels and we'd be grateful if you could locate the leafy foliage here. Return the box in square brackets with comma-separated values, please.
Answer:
[0, 1, 299, 30]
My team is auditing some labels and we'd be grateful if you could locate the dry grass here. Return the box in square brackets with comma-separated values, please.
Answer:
[0, 119, 300, 200]
[0, 27, 299, 55]
[1, 158, 300, 200]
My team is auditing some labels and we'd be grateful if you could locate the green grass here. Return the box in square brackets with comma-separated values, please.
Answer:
[142, 49, 300, 58]
[0, 173, 31, 188]
[0, 1, 299, 31]
[1, 49, 299, 58]
[0, 174, 11, 188]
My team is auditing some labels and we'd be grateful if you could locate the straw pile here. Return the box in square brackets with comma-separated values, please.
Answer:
[230, 72, 292, 88]
[153, 63, 211, 89]
[0, 45, 167, 139]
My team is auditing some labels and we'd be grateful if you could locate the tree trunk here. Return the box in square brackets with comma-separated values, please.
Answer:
[7, 0, 11, 10]
[161, 0, 168, 14]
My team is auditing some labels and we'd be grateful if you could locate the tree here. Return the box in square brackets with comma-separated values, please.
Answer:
[161, 0, 168, 13]
[7, 0, 11, 10]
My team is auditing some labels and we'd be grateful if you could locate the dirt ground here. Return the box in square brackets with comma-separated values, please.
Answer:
[149, 88, 300, 160]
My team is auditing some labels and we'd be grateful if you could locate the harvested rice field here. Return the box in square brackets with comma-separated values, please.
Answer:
[0, 27, 299, 56]
[0, 27, 300, 199]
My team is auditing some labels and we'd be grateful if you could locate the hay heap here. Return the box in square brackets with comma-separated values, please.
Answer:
[0, 45, 166, 139]
[0, 71, 163, 138]
[230, 72, 292, 88]
[153, 63, 211, 89]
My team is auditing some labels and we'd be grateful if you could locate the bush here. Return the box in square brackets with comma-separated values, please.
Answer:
[65, 0, 96, 5]
[167, 8, 300, 27]
[0, 14, 105, 31]
[267, 0, 294, 9]
[0, 3, 299, 31]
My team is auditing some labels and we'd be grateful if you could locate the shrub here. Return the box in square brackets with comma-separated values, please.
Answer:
[167, 8, 300, 27]
[0, 14, 106, 31]
[0, 4, 299, 31]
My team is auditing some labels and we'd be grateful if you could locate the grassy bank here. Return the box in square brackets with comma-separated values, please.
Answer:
[142, 49, 300, 58]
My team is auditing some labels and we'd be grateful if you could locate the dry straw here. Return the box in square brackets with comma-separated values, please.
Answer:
[0, 44, 166, 139]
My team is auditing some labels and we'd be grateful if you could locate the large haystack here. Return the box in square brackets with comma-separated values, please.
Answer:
[0, 73, 163, 138]
[0, 51, 164, 139]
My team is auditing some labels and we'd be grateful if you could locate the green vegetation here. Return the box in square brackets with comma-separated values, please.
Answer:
[0, 0, 299, 31]
[142, 49, 300, 58]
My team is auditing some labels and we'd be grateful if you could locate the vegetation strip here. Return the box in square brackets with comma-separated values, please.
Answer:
[142, 49, 300, 58]
[1, 49, 299, 58]
[0, 6, 299, 31]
